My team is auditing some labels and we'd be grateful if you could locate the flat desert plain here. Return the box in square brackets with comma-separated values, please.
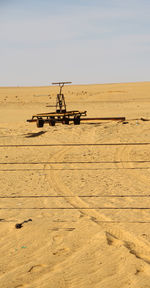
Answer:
[0, 82, 150, 288]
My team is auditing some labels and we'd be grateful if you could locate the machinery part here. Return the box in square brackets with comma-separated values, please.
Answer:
[52, 82, 72, 113]
[34, 110, 86, 118]
[56, 94, 66, 113]
[37, 118, 44, 128]
[65, 118, 69, 125]
[80, 117, 126, 122]
[52, 82, 72, 85]
[74, 116, 80, 125]
[28, 115, 125, 125]
[63, 117, 69, 125]
[15, 219, 32, 229]
[49, 119, 56, 126]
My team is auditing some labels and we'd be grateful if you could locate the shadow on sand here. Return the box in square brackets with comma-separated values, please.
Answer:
[24, 131, 47, 138]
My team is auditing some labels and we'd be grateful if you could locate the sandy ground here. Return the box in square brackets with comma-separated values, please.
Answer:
[0, 82, 150, 288]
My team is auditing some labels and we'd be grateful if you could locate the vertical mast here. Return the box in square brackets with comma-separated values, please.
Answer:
[52, 82, 72, 113]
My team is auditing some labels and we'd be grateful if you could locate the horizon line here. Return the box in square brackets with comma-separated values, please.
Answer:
[0, 80, 150, 88]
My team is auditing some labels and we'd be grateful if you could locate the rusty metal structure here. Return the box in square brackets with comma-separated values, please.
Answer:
[27, 82, 87, 127]
[27, 82, 125, 127]
[54, 82, 68, 113]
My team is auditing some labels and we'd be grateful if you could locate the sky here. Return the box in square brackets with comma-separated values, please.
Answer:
[0, 0, 150, 86]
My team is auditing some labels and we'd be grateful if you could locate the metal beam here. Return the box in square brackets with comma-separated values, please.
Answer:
[52, 82, 72, 85]
[80, 117, 125, 121]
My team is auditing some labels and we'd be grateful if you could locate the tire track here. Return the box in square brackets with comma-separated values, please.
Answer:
[114, 144, 150, 191]
[45, 143, 150, 266]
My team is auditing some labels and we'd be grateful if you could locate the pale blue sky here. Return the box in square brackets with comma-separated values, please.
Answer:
[0, 0, 150, 86]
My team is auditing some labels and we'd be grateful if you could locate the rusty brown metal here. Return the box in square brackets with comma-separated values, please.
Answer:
[52, 82, 72, 113]
[80, 117, 126, 122]
[27, 116, 125, 123]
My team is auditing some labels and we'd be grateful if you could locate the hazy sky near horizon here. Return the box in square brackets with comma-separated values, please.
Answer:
[0, 0, 150, 86]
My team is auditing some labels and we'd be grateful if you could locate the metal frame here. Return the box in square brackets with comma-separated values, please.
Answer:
[52, 82, 71, 113]
[27, 82, 125, 127]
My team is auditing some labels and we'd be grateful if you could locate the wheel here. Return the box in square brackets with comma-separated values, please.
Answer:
[49, 119, 55, 126]
[74, 116, 80, 125]
[64, 118, 69, 125]
[36, 118, 44, 128]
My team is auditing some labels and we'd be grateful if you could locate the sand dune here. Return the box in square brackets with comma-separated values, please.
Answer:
[0, 82, 150, 288]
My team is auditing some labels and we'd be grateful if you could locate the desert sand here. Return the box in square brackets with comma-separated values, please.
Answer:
[0, 82, 150, 288]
